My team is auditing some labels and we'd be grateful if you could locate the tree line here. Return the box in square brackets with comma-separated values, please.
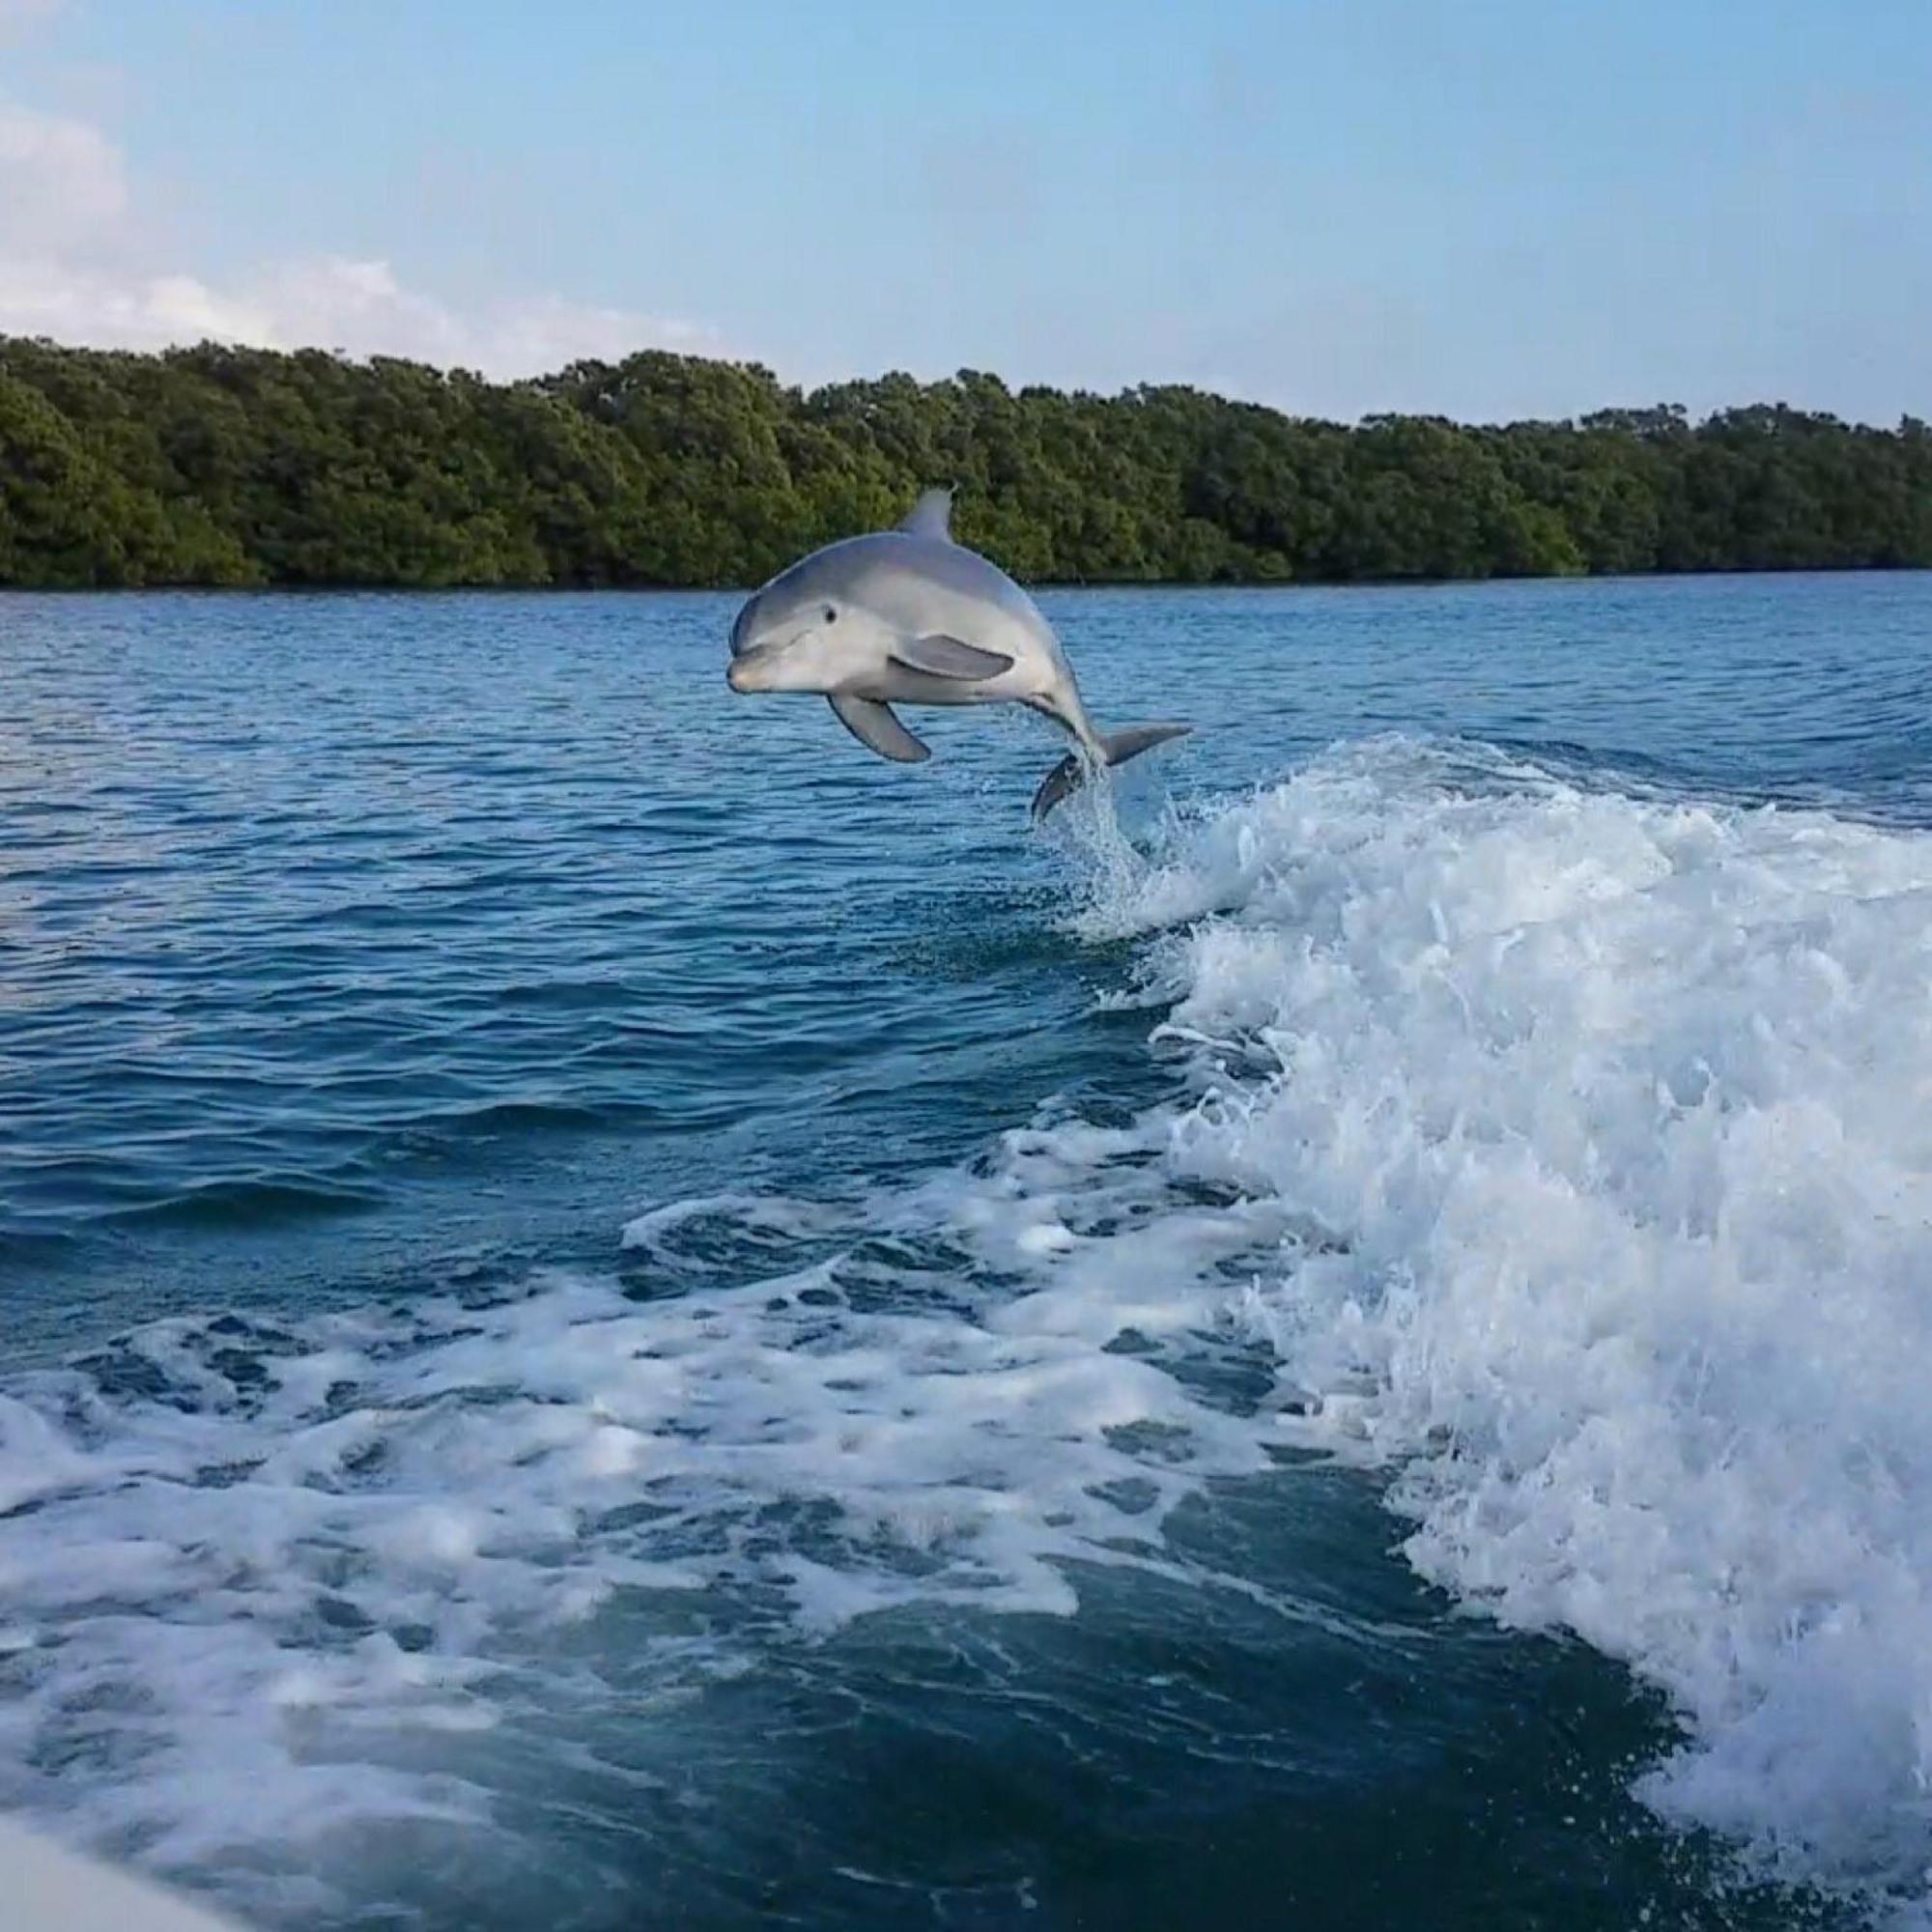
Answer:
[2, 334, 1927, 589]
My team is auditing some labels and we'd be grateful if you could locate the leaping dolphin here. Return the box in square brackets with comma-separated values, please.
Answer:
[725, 488, 1191, 820]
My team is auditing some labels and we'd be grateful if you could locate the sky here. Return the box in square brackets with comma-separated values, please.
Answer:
[1, 0, 1927, 422]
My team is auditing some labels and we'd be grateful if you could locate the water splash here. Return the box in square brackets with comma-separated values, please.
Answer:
[6, 732, 1932, 1925]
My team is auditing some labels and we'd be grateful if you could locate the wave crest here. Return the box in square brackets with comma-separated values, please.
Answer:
[1095, 739, 1932, 1896]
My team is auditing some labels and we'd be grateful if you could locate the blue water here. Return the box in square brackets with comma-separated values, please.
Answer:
[1, 575, 1928, 1930]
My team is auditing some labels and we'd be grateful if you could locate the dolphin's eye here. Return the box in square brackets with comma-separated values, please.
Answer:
[823, 605, 838, 625]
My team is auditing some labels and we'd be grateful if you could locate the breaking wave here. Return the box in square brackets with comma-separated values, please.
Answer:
[4, 737, 1930, 1922]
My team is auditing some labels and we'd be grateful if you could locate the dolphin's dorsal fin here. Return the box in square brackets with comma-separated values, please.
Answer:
[898, 486, 954, 541]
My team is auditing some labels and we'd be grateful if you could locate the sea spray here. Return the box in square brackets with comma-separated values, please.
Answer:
[5, 734, 1931, 1922]
[1075, 737, 1932, 1900]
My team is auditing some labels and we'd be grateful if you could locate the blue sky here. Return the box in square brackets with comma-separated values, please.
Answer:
[2, 0, 1927, 420]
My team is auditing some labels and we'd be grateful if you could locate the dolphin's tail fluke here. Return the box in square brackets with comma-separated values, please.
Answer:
[1031, 723, 1192, 823]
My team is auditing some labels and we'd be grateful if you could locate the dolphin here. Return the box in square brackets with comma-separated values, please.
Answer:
[725, 488, 1191, 820]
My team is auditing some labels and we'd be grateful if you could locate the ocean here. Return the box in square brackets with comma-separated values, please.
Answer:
[1, 573, 1928, 1929]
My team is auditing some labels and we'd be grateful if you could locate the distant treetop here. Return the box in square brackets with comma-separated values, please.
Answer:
[1, 337, 1926, 589]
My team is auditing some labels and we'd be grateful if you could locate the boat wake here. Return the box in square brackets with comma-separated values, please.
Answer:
[3, 735, 1930, 1923]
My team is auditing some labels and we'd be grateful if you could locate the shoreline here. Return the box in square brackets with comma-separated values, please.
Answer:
[4, 562, 1928, 598]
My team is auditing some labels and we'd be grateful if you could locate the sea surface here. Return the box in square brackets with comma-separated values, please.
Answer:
[1, 574, 1929, 1931]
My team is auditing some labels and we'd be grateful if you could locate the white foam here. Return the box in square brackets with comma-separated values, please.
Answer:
[1080, 738, 1932, 1901]
[0, 1234, 1279, 1908]
[5, 734, 1931, 1920]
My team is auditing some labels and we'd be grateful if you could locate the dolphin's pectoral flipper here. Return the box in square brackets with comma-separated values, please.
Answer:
[829, 695, 931, 763]
[890, 635, 1014, 680]
[1031, 723, 1192, 822]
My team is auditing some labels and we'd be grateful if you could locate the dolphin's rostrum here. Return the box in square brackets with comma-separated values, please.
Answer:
[726, 488, 1191, 819]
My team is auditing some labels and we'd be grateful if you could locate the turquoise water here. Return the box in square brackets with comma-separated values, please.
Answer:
[2, 575, 1929, 1930]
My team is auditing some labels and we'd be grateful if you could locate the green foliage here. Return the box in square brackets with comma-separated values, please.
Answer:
[1, 336, 1927, 588]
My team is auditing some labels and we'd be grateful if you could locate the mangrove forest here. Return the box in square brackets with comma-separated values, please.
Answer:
[1, 335, 1928, 589]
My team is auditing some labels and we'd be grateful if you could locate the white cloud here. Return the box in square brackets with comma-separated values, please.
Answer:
[0, 96, 717, 376]
[0, 101, 127, 253]
[224, 257, 720, 374]
[0, 0, 66, 36]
